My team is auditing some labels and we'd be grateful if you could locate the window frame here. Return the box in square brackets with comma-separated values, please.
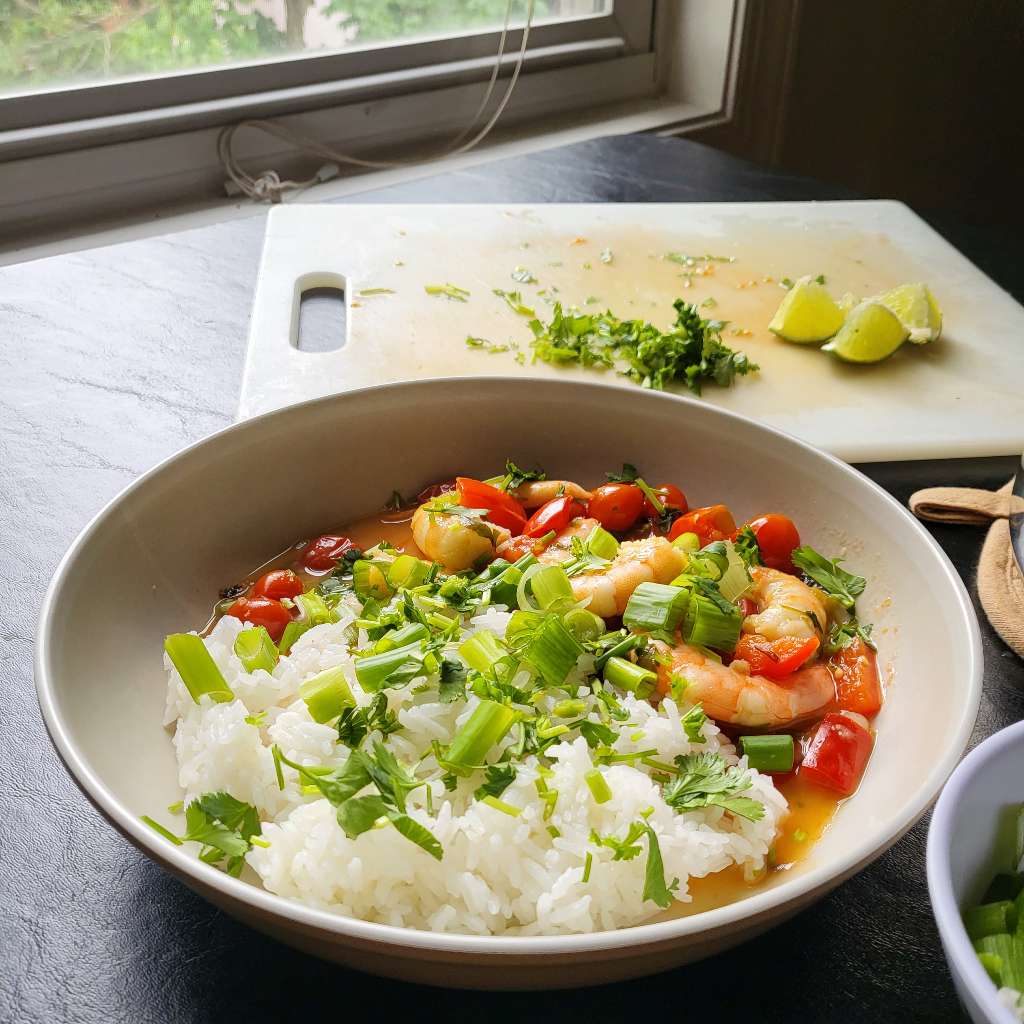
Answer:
[0, 3, 652, 134]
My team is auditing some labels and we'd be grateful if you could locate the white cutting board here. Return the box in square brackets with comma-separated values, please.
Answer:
[239, 202, 1023, 462]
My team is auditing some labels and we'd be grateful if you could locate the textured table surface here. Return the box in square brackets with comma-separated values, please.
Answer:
[2, 135, 1021, 1023]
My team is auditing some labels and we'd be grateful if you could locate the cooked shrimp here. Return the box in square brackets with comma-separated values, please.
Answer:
[655, 641, 835, 729]
[743, 565, 828, 641]
[411, 505, 506, 572]
[539, 522, 686, 617]
[512, 479, 592, 509]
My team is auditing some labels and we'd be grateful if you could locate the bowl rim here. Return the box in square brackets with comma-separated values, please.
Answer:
[36, 375, 983, 956]
[927, 720, 1024, 1024]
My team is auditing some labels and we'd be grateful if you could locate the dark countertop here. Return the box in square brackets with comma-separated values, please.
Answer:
[2, 135, 1021, 1023]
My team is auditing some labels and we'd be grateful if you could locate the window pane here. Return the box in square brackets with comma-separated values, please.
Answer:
[0, 0, 612, 98]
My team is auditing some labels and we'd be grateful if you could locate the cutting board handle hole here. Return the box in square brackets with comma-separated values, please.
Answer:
[294, 274, 348, 353]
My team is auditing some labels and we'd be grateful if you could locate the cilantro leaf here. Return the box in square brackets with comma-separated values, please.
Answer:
[474, 763, 517, 800]
[388, 812, 443, 860]
[336, 793, 389, 838]
[790, 546, 866, 610]
[439, 657, 468, 704]
[591, 821, 646, 861]
[662, 752, 764, 821]
[499, 459, 546, 492]
[606, 462, 640, 483]
[680, 703, 707, 744]
[825, 617, 876, 655]
[733, 526, 762, 567]
[577, 720, 617, 748]
[642, 826, 679, 909]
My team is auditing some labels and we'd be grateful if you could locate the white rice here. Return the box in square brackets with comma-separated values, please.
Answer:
[164, 610, 787, 935]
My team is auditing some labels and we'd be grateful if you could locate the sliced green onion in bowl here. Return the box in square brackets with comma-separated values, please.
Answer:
[459, 629, 507, 673]
[683, 595, 742, 652]
[562, 607, 606, 642]
[586, 525, 620, 560]
[355, 640, 424, 691]
[530, 565, 575, 610]
[623, 582, 689, 633]
[717, 541, 753, 603]
[352, 560, 393, 601]
[445, 700, 518, 775]
[739, 734, 794, 773]
[603, 656, 657, 699]
[672, 531, 700, 552]
[521, 614, 584, 687]
[585, 767, 613, 804]
[299, 665, 356, 723]
[233, 626, 278, 673]
[387, 554, 432, 590]
[375, 621, 429, 653]
[164, 633, 234, 704]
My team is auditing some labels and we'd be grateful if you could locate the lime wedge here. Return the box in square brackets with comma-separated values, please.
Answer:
[877, 282, 942, 344]
[768, 275, 845, 343]
[822, 301, 909, 363]
[838, 292, 858, 316]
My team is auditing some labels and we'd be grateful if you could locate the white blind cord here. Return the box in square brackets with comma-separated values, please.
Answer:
[219, 0, 535, 203]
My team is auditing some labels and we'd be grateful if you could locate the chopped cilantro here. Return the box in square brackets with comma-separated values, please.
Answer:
[474, 763, 517, 800]
[438, 657, 468, 703]
[825, 618, 876, 655]
[733, 526, 762, 567]
[497, 459, 546, 492]
[493, 288, 535, 317]
[425, 283, 469, 301]
[791, 546, 866, 610]
[642, 826, 679, 908]
[662, 752, 764, 821]
[466, 335, 513, 354]
[680, 703, 707, 744]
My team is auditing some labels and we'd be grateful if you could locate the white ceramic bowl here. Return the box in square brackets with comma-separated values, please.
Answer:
[36, 378, 982, 988]
[929, 721, 1024, 1023]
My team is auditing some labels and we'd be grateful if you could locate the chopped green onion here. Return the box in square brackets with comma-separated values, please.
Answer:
[387, 554, 432, 590]
[296, 590, 336, 625]
[552, 698, 588, 719]
[792, 828, 808, 843]
[529, 565, 575, 610]
[562, 607, 606, 642]
[582, 851, 593, 883]
[547, 825, 561, 839]
[586, 525, 620, 560]
[977, 951, 1003, 985]
[481, 795, 522, 817]
[278, 620, 311, 655]
[141, 815, 184, 845]
[166, 800, 184, 814]
[739, 734, 795, 773]
[458, 630, 506, 673]
[522, 614, 584, 687]
[965, 901, 1017, 941]
[672, 532, 700, 552]
[604, 656, 657, 699]
[233, 626, 278, 673]
[974, 934, 1024, 992]
[683, 595, 742, 651]
[164, 634, 234, 704]
[594, 631, 643, 671]
[445, 700, 518, 775]
[298, 665, 355, 723]
[516, 563, 544, 611]
[354, 640, 423, 692]
[717, 541, 752, 603]
[585, 768, 613, 804]
[375, 622, 429, 653]
[352, 560, 393, 600]
[622, 582, 689, 633]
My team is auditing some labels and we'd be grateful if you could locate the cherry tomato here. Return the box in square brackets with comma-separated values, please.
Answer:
[224, 596, 292, 643]
[301, 534, 356, 572]
[738, 597, 758, 619]
[251, 569, 303, 600]
[500, 535, 549, 561]
[587, 483, 645, 532]
[734, 634, 820, 679]
[799, 712, 873, 796]
[642, 484, 688, 518]
[668, 504, 736, 546]
[455, 477, 527, 534]
[416, 479, 456, 503]
[523, 496, 585, 539]
[830, 637, 883, 716]
[746, 514, 801, 572]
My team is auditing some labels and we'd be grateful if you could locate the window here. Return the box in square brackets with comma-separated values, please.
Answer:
[1, 1, 612, 98]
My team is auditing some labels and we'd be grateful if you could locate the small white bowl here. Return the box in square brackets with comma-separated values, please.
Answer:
[36, 377, 982, 988]
[929, 721, 1024, 1024]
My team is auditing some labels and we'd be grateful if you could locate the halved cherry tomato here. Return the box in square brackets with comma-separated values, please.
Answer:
[224, 596, 292, 643]
[301, 534, 356, 572]
[252, 569, 303, 600]
[799, 711, 873, 796]
[416, 479, 456, 503]
[455, 477, 527, 534]
[830, 637, 883, 716]
[745, 513, 801, 572]
[734, 634, 820, 679]
[738, 597, 758, 619]
[588, 483, 645, 532]
[668, 504, 736, 545]
[642, 483, 688, 518]
[523, 496, 585, 539]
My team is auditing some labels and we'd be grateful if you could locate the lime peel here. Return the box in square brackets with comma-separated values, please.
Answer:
[876, 282, 942, 344]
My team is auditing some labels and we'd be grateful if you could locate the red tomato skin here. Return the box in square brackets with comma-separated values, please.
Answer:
[523, 497, 585, 539]
[416, 479, 456, 503]
[734, 634, 820, 679]
[252, 569, 303, 600]
[500, 535, 548, 561]
[746, 514, 801, 572]
[455, 478, 527, 535]
[301, 535, 355, 573]
[799, 712, 873, 796]
[224, 596, 292, 643]
[831, 638, 883, 716]
[643, 484, 688, 518]
[587, 483, 645, 532]
[668, 504, 737, 546]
